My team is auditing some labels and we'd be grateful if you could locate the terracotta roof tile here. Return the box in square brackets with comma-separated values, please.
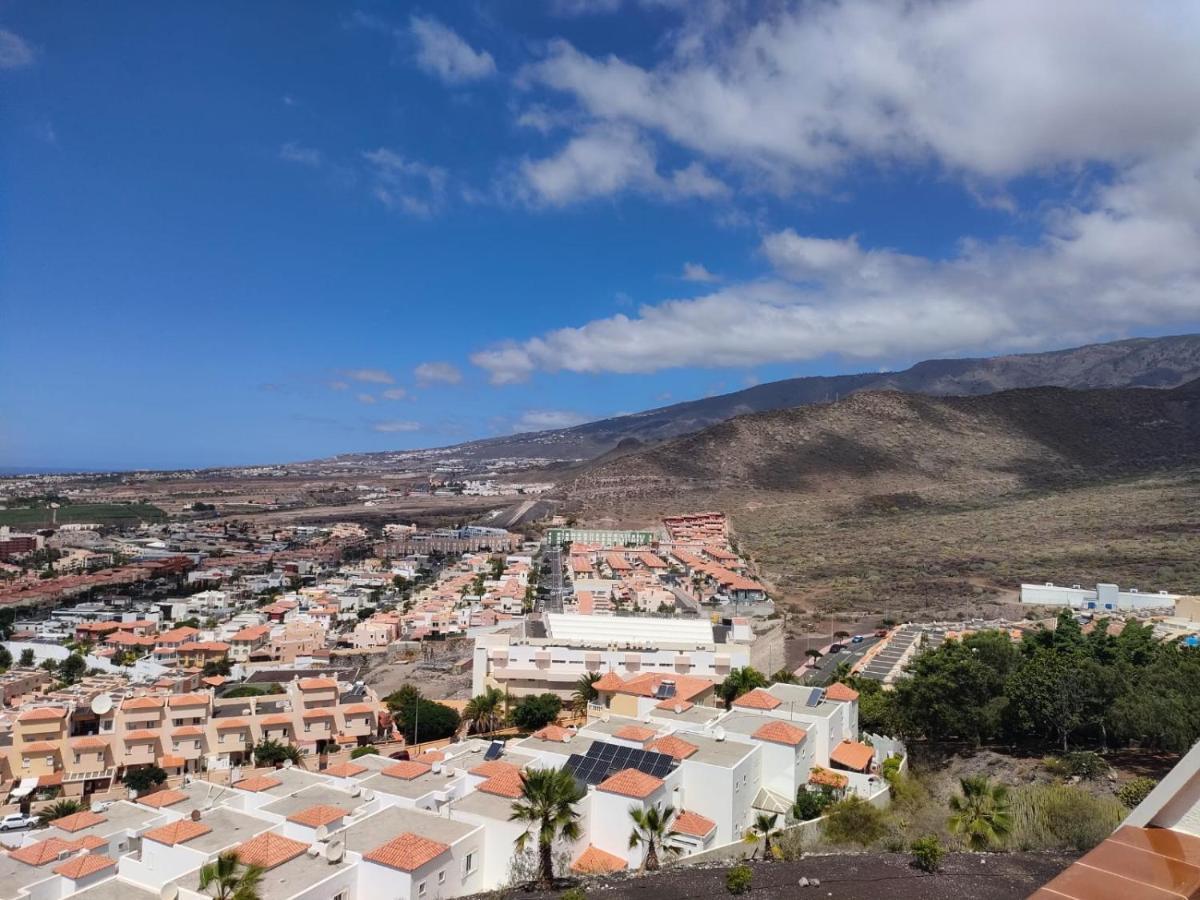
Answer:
[172, 726, 205, 737]
[753, 721, 808, 746]
[233, 774, 282, 792]
[598, 768, 663, 799]
[531, 724, 572, 742]
[571, 845, 627, 874]
[167, 693, 210, 707]
[144, 819, 212, 845]
[469, 760, 520, 779]
[824, 682, 860, 702]
[138, 789, 187, 808]
[363, 833, 450, 872]
[646, 735, 698, 760]
[324, 761, 367, 777]
[478, 769, 525, 799]
[830, 740, 874, 772]
[732, 689, 781, 710]
[121, 697, 164, 711]
[654, 698, 695, 712]
[340, 703, 375, 715]
[235, 832, 308, 870]
[287, 805, 349, 828]
[215, 718, 250, 729]
[259, 714, 293, 727]
[672, 810, 717, 838]
[297, 677, 337, 691]
[69, 736, 110, 750]
[159, 754, 186, 768]
[592, 671, 625, 692]
[124, 729, 159, 741]
[54, 854, 116, 879]
[809, 767, 849, 789]
[9, 838, 79, 866]
[613, 724, 657, 743]
[302, 708, 335, 719]
[75, 835, 108, 851]
[412, 751, 444, 764]
[49, 810, 106, 833]
[17, 707, 68, 722]
[382, 760, 432, 780]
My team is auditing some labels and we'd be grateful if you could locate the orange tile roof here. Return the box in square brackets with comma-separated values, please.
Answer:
[215, 718, 250, 729]
[469, 760, 521, 779]
[172, 725, 205, 737]
[341, 703, 375, 715]
[620, 673, 715, 701]
[324, 761, 367, 777]
[753, 721, 808, 746]
[364, 832, 451, 872]
[124, 729, 159, 741]
[382, 760, 432, 780]
[22, 740, 60, 753]
[809, 767, 849, 789]
[259, 714, 293, 727]
[49, 810, 107, 833]
[412, 751, 444, 764]
[732, 688, 781, 710]
[824, 682, 860, 702]
[235, 832, 309, 870]
[614, 724, 657, 743]
[646, 735, 698, 760]
[159, 754, 186, 768]
[598, 768, 664, 799]
[302, 708, 335, 719]
[121, 696, 164, 711]
[297, 677, 337, 691]
[287, 805, 349, 828]
[478, 769, 525, 799]
[75, 835, 108, 850]
[672, 809, 717, 838]
[592, 671, 625, 692]
[571, 845, 627, 874]
[1034, 824, 1200, 900]
[830, 739, 874, 772]
[54, 854, 116, 879]
[69, 736, 110, 750]
[167, 693, 210, 707]
[531, 724, 572, 742]
[9, 837, 80, 866]
[17, 707, 67, 722]
[654, 698, 695, 712]
[138, 789, 187, 808]
[144, 819, 212, 845]
[233, 774, 282, 792]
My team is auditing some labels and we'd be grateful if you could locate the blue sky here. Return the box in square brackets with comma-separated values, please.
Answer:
[2, 1, 1199, 470]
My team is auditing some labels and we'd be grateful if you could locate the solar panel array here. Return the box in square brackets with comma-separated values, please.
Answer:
[483, 741, 503, 761]
[565, 740, 676, 786]
[653, 682, 677, 700]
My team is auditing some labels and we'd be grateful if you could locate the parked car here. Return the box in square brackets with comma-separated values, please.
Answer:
[829, 643, 845, 653]
[0, 813, 36, 831]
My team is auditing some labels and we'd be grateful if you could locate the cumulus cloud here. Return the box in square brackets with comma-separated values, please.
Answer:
[680, 262, 720, 283]
[524, 1, 1200, 184]
[373, 420, 422, 433]
[328, 380, 350, 391]
[363, 148, 447, 216]
[0, 28, 34, 69]
[357, 393, 377, 405]
[512, 409, 591, 433]
[410, 15, 495, 84]
[279, 142, 322, 167]
[413, 361, 463, 385]
[342, 368, 394, 384]
[381, 387, 408, 400]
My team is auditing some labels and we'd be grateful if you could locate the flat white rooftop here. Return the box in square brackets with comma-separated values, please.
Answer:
[544, 613, 713, 645]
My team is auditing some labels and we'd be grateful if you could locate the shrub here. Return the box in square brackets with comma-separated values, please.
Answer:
[910, 835, 945, 873]
[125, 765, 168, 792]
[822, 796, 888, 846]
[1060, 752, 1109, 780]
[1116, 777, 1157, 809]
[350, 745, 380, 759]
[792, 786, 835, 821]
[560, 888, 587, 900]
[1008, 784, 1126, 851]
[511, 693, 563, 731]
[726, 863, 753, 895]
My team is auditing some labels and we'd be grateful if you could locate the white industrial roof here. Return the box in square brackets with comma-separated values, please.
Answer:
[544, 613, 714, 645]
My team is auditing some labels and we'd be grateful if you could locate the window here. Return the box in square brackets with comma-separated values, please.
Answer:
[21, 758, 29, 768]
[332, 893, 347, 900]
[464, 852, 475, 875]
[437, 871, 446, 885]
[418, 882, 427, 897]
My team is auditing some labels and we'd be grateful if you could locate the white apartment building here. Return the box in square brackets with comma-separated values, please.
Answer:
[1021, 581, 1178, 612]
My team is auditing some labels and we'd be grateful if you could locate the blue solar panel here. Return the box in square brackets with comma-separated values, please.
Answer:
[483, 741, 503, 761]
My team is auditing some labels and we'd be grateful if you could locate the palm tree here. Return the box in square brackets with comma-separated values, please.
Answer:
[571, 672, 601, 716]
[746, 812, 781, 858]
[628, 804, 679, 871]
[718, 667, 768, 709]
[948, 776, 1012, 850]
[463, 687, 505, 735]
[199, 851, 264, 900]
[510, 767, 583, 888]
[38, 799, 82, 824]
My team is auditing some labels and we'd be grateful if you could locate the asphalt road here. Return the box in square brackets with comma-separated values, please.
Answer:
[539, 546, 566, 614]
[799, 633, 882, 684]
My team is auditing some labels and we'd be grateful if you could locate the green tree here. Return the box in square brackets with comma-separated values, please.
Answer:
[792, 786, 835, 821]
[628, 804, 678, 871]
[510, 767, 583, 889]
[19, 648, 34, 667]
[59, 652, 86, 684]
[571, 672, 601, 716]
[350, 745, 379, 759]
[125, 764, 168, 793]
[746, 812, 781, 858]
[717, 667, 768, 709]
[252, 740, 302, 767]
[199, 850, 264, 900]
[512, 693, 562, 731]
[463, 687, 506, 735]
[948, 776, 1012, 850]
[387, 689, 460, 745]
[0, 645, 11, 671]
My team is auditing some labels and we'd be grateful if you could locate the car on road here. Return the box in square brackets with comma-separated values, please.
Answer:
[851, 635, 864, 644]
[0, 814, 36, 831]
[829, 643, 845, 653]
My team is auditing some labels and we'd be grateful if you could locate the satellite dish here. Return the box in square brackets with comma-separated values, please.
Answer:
[190, 809, 202, 822]
[601, 711, 610, 723]
[561, 733, 571, 744]
[160, 885, 180, 900]
[363, 791, 375, 802]
[325, 839, 345, 863]
[313, 825, 329, 841]
[349, 786, 362, 798]
[432, 762, 442, 774]
[91, 694, 113, 715]
[674, 703, 683, 714]
[713, 726, 726, 742]
[283, 759, 294, 769]
[306, 844, 322, 858]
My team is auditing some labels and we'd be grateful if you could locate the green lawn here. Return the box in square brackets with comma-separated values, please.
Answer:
[0, 502, 166, 527]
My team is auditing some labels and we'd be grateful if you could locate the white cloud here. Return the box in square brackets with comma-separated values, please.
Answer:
[373, 420, 423, 433]
[409, 15, 495, 85]
[413, 361, 463, 385]
[279, 142, 322, 167]
[342, 368, 395, 384]
[357, 393, 377, 405]
[0, 28, 34, 69]
[524, 2, 1200, 185]
[549, 0, 623, 16]
[680, 262, 719, 283]
[517, 124, 726, 207]
[512, 409, 591, 433]
[363, 148, 447, 216]
[381, 387, 408, 400]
